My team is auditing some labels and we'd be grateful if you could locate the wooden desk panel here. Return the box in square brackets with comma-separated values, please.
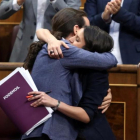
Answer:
[106, 87, 137, 140]
[107, 65, 140, 140]
[106, 102, 125, 140]
[0, 63, 23, 79]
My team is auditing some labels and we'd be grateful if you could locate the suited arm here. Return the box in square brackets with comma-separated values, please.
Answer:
[51, 0, 81, 10]
[84, 0, 110, 30]
[0, 0, 21, 19]
[36, 29, 117, 70]
[29, 71, 108, 123]
[56, 101, 90, 123]
[112, 5, 140, 35]
[79, 70, 109, 121]
[59, 43, 117, 70]
[29, 91, 90, 123]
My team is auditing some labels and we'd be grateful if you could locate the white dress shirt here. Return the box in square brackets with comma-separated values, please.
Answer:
[109, 0, 124, 64]
[12, 0, 49, 41]
[33, 0, 48, 41]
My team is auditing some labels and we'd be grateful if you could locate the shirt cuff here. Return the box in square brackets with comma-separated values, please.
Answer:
[101, 12, 112, 24]
[13, 0, 22, 11]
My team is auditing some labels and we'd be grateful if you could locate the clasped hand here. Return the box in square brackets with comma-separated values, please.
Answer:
[102, 0, 122, 21]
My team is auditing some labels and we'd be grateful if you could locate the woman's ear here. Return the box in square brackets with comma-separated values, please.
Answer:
[73, 25, 80, 35]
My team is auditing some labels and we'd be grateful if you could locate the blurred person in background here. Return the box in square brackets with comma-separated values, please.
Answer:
[85, 0, 140, 64]
[0, 0, 80, 62]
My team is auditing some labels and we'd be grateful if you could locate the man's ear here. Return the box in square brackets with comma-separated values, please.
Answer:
[73, 25, 80, 35]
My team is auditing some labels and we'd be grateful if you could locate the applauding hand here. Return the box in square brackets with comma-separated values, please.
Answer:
[107, 0, 122, 15]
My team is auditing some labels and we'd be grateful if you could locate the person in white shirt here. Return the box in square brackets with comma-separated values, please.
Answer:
[85, 0, 140, 64]
[0, 0, 81, 62]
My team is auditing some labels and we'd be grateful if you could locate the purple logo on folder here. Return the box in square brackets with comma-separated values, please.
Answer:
[3, 86, 20, 100]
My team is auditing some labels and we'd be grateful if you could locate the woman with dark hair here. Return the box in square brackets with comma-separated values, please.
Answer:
[83, 26, 113, 53]
[22, 8, 116, 140]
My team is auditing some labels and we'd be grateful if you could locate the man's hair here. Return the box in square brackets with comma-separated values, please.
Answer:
[52, 8, 87, 39]
[24, 8, 87, 71]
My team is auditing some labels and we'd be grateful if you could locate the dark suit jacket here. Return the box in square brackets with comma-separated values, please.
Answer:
[85, 0, 140, 64]
[77, 69, 116, 140]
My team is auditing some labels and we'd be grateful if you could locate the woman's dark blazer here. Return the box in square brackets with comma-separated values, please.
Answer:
[78, 69, 116, 140]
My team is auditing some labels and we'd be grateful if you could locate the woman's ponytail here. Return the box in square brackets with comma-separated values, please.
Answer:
[23, 41, 45, 72]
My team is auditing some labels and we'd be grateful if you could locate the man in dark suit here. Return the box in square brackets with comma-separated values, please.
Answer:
[0, 0, 80, 62]
[85, 0, 140, 64]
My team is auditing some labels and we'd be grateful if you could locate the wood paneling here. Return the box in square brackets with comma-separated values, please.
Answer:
[106, 102, 125, 140]
[106, 87, 137, 140]
[106, 65, 139, 140]
[0, 63, 23, 79]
